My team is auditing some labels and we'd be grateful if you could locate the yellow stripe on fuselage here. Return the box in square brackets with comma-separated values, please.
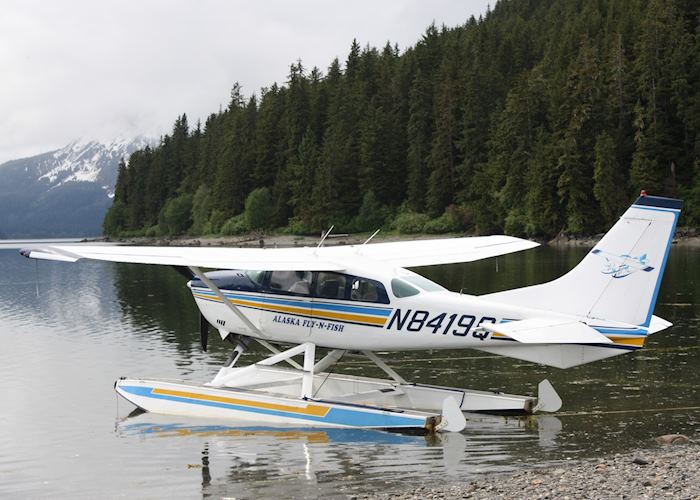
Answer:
[608, 336, 646, 347]
[152, 388, 330, 417]
[193, 293, 387, 326]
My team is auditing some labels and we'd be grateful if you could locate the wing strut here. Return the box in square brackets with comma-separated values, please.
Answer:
[188, 266, 268, 339]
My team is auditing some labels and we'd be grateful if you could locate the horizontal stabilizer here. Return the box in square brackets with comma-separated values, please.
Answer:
[481, 318, 613, 344]
[649, 315, 672, 334]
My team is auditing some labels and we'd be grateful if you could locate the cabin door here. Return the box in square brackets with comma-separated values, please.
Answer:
[310, 272, 349, 338]
[259, 270, 314, 340]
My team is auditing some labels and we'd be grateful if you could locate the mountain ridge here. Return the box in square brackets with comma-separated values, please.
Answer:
[0, 137, 149, 238]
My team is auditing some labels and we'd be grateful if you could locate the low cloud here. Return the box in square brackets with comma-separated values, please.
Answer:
[0, 0, 490, 163]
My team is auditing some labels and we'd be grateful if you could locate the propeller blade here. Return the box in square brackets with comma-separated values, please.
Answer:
[200, 313, 209, 352]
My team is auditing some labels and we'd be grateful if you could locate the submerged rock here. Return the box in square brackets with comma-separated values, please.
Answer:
[655, 434, 690, 445]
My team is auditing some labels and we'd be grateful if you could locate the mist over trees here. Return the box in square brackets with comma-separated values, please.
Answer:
[105, 0, 700, 238]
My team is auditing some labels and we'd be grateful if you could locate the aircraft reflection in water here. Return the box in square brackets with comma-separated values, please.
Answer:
[23, 194, 682, 432]
[116, 411, 562, 497]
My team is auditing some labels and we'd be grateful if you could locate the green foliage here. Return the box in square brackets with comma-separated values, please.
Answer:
[504, 209, 528, 237]
[158, 193, 193, 235]
[286, 216, 315, 235]
[593, 132, 628, 224]
[244, 187, 274, 230]
[221, 214, 249, 235]
[204, 209, 227, 235]
[190, 185, 213, 236]
[424, 207, 462, 234]
[103, 200, 127, 236]
[108, 0, 700, 239]
[394, 210, 430, 234]
[350, 191, 390, 232]
[144, 225, 159, 238]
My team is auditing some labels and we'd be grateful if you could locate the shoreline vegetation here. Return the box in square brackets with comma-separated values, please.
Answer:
[105, 227, 700, 249]
[367, 441, 698, 500]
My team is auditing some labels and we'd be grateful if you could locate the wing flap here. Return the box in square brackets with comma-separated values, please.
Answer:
[321, 235, 538, 268]
[481, 318, 613, 344]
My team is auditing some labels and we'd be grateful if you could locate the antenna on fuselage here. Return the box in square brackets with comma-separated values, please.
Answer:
[316, 226, 334, 250]
[362, 229, 380, 246]
[356, 229, 380, 254]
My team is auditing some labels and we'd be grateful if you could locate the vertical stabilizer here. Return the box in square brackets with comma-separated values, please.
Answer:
[486, 194, 681, 327]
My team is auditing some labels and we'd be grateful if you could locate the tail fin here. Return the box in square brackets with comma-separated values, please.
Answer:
[487, 194, 681, 327]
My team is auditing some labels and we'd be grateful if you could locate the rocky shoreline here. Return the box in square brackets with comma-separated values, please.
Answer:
[363, 441, 698, 500]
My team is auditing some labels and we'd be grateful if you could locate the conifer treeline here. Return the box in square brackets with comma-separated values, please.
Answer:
[105, 0, 700, 238]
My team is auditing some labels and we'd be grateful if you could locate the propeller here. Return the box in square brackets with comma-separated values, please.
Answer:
[171, 266, 211, 352]
[200, 313, 210, 352]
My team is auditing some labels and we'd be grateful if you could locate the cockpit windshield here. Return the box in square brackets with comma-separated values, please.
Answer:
[391, 279, 420, 298]
[402, 275, 445, 292]
[245, 270, 266, 286]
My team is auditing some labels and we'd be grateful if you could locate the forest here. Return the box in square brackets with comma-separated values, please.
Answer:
[104, 0, 700, 239]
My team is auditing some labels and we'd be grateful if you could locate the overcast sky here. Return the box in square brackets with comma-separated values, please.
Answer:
[1, 0, 491, 164]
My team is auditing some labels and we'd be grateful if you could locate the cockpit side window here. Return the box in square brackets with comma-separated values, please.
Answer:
[350, 277, 390, 304]
[391, 278, 420, 298]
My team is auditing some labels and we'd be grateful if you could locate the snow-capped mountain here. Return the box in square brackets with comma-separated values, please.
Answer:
[0, 137, 149, 238]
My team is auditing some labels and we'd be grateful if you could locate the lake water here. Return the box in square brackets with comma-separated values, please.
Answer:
[0, 243, 697, 498]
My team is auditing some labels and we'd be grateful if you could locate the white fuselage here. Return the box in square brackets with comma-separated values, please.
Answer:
[189, 261, 576, 351]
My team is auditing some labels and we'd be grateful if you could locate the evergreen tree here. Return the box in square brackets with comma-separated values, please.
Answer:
[406, 68, 433, 212]
[593, 131, 629, 224]
[105, 0, 700, 238]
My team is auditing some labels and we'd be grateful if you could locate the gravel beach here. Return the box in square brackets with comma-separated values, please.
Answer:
[365, 441, 698, 500]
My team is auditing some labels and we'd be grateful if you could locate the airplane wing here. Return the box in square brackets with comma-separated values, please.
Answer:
[20, 235, 537, 270]
[20, 245, 345, 271]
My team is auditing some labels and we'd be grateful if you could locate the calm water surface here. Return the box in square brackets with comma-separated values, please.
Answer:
[0, 244, 698, 498]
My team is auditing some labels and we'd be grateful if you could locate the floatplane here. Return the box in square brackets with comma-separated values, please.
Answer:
[21, 193, 681, 433]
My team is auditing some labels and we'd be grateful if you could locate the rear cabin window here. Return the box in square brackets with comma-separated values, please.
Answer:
[315, 272, 347, 300]
[391, 278, 420, 298]
[268, 270, 312, 296]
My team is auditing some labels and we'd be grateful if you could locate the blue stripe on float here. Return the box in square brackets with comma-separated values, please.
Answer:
[119, 385, 426, 428]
